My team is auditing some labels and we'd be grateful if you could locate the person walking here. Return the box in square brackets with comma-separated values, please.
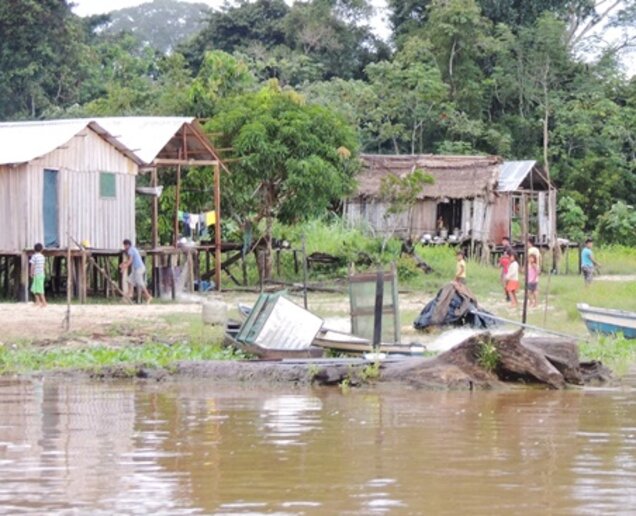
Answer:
[120, 239, 152, 303]
[505, 253, 520, 308]
[581, 238, 600, 286]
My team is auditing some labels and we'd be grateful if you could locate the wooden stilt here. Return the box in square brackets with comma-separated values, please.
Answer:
[214, 163, 222, 290]
[20, 252, 28, 302]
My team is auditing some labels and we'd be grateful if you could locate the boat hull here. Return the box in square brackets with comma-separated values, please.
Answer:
[577, 304, 636, 339]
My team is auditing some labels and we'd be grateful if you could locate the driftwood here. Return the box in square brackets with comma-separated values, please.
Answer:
[171, 330, 612, 390]
[381, 330, 611, 389]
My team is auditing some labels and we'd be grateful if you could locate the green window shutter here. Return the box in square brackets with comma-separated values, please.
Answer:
[100, 172, 116, 198]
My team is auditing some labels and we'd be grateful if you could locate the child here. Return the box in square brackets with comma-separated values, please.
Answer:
[499, 249, 511, 301]
[455, 251, 466, 285]
[527, 253, 539, 307]
[30, 243, 47, 307]
[504, 253, 519, 308]
[581, 238, 599, 286]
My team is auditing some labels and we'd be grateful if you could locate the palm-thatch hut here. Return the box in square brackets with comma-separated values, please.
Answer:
[345, 154, 556, 247]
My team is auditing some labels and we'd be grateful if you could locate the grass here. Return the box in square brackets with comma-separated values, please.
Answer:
[0, 314, 238, 376]
[0, 339, 241, 375]
[579, 334, 636, 376]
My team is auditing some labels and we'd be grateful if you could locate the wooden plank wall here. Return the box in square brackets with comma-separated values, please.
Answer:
[0, 164, 29, 251]
[0, 128, 138, 252]
[488, 195, 511, 243]
[345, 199, 437, 237]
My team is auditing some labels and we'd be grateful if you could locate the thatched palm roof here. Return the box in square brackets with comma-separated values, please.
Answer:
[354, 154, 503, 200]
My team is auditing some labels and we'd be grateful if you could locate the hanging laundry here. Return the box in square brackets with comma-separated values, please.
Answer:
[205, 210, 216, 226]
[189, 213, 199, 231]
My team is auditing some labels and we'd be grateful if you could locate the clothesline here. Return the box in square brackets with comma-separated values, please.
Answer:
[178, 210, 216, 238]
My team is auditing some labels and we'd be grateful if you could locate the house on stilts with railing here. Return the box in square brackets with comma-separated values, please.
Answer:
[0, 117, 226, 301]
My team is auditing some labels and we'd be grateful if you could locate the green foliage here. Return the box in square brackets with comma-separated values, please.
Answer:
[396, 255, 421, 281]
[209, 83, 358, 227]
[595, 202, 636, 247]
[0, 340, 241, 375]
[477, 340, 499, 372]
[380, 169, 434, 217]
[3, 0, 635, 239]
[579, 334, 636, 376]
[188, 51, 255, 117]
[0, 0, 91, 118]
[361, 361, 381, 381]
[557, 195, 587, 242]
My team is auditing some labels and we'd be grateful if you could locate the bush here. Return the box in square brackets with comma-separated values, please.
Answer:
[557, 195, 587, 242]
[595, 201, 636, 247]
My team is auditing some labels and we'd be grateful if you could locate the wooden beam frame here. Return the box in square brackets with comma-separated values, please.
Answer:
[152, 158, 218, 167]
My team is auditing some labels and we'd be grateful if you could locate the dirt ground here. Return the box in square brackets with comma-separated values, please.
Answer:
[0, 302, 203, 343]
[0, 289, 434, 345]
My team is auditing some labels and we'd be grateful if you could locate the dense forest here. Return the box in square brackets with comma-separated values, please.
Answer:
[1, 0, 635, 244]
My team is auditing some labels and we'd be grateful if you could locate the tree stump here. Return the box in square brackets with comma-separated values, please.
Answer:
[380, 330, 610, 390]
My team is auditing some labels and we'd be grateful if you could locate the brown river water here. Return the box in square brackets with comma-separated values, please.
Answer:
[1, 378, 636, 515]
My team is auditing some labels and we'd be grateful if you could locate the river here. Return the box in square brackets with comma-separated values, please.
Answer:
[1, 378, 635, 514]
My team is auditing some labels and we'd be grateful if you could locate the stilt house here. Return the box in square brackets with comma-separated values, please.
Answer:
[345, 154, 557, 246]
[0, 119, 142, 252]
[0, 117, 225, 300]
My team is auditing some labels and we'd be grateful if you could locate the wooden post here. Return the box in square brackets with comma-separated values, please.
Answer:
[151, 168, 159, 249]
[80, 250, 87, 304]
[20, 252, 28, 302]
[522, 194, 530, 324]
[213, 163, 222, 291]
[302, 234, 308, 309]
[173, 154, 182, 247]
[373, 269, 384, 353]
[151, 168, 159, 296]
[65, 246, 72, 331]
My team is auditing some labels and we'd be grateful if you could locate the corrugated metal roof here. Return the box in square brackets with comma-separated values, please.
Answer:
[498, 160, 536, 192]
[92, 116, 195, 164]
[0, 119, 144, 166]
[0, 117, 197, 166]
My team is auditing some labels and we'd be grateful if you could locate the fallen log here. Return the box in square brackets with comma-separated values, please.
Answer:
[380, 330, 610, 390]
[84, 331, 612, 390]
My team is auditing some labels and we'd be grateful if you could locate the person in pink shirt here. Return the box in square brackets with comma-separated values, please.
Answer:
[527, 253, 540, 308]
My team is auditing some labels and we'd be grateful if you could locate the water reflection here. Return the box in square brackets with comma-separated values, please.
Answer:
[0, 378, 635, 514]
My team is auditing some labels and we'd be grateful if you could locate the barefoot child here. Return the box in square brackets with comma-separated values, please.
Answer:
[504, 253, 519, 308]
[30, 243, 47, 307]
[455, 251, 466, 285]
[527, 253, 539, 307]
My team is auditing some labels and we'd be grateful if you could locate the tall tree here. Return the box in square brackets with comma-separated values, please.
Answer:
[207, 81, 358, 278]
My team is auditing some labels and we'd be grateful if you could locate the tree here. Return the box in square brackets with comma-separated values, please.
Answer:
[180, 0, 291, 70]
[0, 0, 89, 118]
[207, 82, 359, 278]
[365, 39, 449, 154]
[596, 201, 636, 246]
[379, 169, 434, 247]
[188, 51, 255, 117]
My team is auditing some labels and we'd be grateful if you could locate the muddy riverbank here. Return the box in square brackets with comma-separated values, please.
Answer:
[14, 331, 613, 392]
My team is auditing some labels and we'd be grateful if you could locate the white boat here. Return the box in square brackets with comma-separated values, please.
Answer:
[577, 303, 636, 339]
